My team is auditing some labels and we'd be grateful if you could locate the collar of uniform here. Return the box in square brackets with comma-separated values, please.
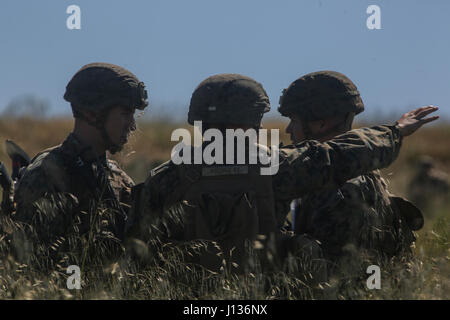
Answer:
[60, 133, 108, 165]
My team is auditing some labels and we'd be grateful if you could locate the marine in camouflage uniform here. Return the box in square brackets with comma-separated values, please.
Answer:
[408, 155, 449, 209]
[12, 63, 148, 268]
[278, 71, 426, 274]
[130, 73, 425, 283]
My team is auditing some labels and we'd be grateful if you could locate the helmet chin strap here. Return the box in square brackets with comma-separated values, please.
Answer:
[100, 126, 122, 154]
[300, 117, 314, 140]
[76, 108, 122, 154]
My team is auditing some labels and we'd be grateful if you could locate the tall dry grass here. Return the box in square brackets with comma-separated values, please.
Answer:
[0, 117, 448, 299]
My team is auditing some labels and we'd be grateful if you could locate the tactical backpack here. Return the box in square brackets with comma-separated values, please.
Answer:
[170, 157, 278, 273]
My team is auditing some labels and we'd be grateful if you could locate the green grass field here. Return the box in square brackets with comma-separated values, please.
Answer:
[0, 117, 448, 299]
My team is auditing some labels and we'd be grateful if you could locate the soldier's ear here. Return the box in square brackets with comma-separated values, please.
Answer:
[81, 110, 98, 123]
[313, 119, 328, 132]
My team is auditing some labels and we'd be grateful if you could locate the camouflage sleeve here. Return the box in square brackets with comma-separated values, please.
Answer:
[107, 159, 135, 209]
[127, 160, 179, 240]
[14, 164, 58, 221]
[11, 168, 81, 268]
[273, 125, 402, 201]
[108, 159, 135, 188]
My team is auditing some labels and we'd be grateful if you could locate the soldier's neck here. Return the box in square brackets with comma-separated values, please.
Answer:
[72, 123, 107, 159]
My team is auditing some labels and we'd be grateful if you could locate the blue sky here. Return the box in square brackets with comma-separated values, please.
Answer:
[1, 0, 449, 121]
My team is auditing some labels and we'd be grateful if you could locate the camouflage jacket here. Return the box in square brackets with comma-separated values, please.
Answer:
[132, 125, 402, 238]
[13, 133, 134, 265]
[292, 170, 416, 264]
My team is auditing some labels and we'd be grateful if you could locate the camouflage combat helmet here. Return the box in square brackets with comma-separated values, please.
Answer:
[278, 71, 364, 120]
[188, 73, 270, 127]
[64, 62, 148, 114]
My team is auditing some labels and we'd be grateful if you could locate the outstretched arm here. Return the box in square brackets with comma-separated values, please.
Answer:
[274, 106, 439, 201]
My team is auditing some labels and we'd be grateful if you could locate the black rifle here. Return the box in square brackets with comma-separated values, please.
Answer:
[0, 140, 31, 214]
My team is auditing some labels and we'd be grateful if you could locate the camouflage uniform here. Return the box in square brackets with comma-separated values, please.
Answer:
[134, 127, 403, 286]
[11, 63, 148, 267]
[408, 156, 449, 208]
[15, 134, 133, 233]
[13, 134, 134, 263]
[131, 74, 403, 282]
[278, 71, 421, 273]
[137, 125, 402, 231]
[292, 171, 417, 271]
